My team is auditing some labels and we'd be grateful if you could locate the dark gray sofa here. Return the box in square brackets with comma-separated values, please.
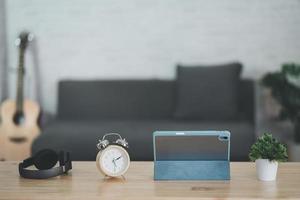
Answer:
[32, 79, 255, 161]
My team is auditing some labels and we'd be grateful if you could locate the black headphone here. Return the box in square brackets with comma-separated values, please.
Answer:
[19, 149, 72, 179]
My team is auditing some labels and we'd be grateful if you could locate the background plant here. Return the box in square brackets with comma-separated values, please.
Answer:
[249, 133, 288, 162]
[262, 63, 300, 121]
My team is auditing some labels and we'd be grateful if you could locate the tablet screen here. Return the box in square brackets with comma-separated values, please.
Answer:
[155, 135, 229, 161]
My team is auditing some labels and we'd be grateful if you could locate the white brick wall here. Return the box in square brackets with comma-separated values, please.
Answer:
[5, 0, 300, 114]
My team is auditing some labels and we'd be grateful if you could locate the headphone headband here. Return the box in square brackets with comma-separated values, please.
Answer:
[19, 150, 72, 179]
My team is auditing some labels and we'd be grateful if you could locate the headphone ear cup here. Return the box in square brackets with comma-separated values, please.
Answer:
[58, 151, 65, 166]
[33, 149, 58, 170]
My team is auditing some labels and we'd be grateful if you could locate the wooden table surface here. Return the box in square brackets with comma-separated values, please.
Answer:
[0, 161, 300, 200]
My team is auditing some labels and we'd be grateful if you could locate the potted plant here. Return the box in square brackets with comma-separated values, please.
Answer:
[262, 63, 300, 142]
[249, 133, 288, 181]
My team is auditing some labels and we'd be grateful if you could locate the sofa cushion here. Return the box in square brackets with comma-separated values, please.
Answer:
[174, 63, 242, 120]
[57, 80, 175, 119]
[32, 119, 254, 161]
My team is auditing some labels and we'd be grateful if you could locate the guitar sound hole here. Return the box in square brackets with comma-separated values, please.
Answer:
[9, 137, 27, 143]
[13, 112, 25, 125]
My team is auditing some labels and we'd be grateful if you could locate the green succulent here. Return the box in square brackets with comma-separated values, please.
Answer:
[249, 133, 288, 162]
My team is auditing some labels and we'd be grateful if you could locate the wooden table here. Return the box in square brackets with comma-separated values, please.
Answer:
[0, 162, 299, 200]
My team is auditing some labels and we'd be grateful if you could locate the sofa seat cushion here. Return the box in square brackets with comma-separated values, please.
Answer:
[32, 120, 254, 161]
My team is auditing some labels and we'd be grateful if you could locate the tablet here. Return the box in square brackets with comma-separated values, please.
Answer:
[153, 131, 230, 180]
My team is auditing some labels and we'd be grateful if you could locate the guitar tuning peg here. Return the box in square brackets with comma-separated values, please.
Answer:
[15, 38, 21, 46]
[28, 33, 34, 42]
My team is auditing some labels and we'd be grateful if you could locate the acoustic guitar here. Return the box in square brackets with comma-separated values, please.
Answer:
[0, 32, 40, 161]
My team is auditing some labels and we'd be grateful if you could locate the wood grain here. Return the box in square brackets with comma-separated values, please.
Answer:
[0, 162, 299, 200]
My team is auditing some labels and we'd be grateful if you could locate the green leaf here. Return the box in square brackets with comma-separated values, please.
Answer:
[261, 63, 300, 121]
[249, 133, 288, 162]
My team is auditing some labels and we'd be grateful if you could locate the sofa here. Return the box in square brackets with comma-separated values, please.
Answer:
[32, 63, 256, 161]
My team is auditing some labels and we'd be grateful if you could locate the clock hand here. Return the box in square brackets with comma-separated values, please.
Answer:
[115, 156, 122, 161]
[112, 159, 117, 166]
[112, 159, 117, 172]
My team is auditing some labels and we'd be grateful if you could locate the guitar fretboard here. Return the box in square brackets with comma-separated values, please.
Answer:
[16, 48, 25, 113]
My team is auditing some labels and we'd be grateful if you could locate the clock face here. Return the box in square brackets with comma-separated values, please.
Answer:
[97, 145, 130, 177]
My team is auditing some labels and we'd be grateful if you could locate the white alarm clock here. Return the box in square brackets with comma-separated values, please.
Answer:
[96, 133, 130, 178]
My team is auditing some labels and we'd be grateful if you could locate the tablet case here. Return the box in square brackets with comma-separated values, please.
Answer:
[153, 131, 230, 180]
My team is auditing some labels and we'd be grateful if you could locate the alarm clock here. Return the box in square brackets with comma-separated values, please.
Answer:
[96, 133, 130, 178]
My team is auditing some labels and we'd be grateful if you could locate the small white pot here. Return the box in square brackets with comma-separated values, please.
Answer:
[255, 159, 278, 181]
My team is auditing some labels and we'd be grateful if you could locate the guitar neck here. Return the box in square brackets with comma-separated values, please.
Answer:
[16, 48, 25, 113]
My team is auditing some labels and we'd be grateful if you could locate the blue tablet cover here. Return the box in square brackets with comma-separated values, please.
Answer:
[153, 131, 230, 180]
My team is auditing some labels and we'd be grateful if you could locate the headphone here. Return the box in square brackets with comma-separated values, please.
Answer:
[97, 133, 129, 150]
[19, 149, 72, 179]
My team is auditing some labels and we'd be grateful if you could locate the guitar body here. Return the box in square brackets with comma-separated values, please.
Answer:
[0, 99, 40, 160]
